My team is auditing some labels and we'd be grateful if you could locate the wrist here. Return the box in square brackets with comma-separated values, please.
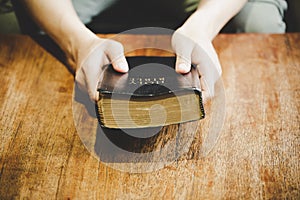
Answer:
[53, 13, 100, 69]
[67, 27, 100, 68]
[181, 0, 248, 40]
[179, 10, 215, 41]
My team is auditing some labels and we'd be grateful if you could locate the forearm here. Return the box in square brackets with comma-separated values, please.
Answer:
[181, 0, 248, 40]
[22, 0, 98, 65]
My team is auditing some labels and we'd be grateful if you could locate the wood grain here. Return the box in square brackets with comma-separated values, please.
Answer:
[0, 33, 299, 199]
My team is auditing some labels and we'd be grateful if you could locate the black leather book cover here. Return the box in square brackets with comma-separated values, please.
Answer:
[97, 56, 203, 100]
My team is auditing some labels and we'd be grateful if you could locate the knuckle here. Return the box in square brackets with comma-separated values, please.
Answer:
[107, 39, 124, 51]
[88, 90, 97, 101]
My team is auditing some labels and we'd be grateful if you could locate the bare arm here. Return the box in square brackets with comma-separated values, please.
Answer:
[22, 0, 128, 100]
[173, 0, 248, 100]
[182, 0, 248, 40]
[22, 0, 98, 67]
[22, 0, 247, 101]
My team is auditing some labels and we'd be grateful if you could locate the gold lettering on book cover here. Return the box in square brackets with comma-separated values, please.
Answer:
[129, 77, 165, 85]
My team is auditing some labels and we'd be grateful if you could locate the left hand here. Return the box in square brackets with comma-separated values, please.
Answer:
[172, 26, 222, 103]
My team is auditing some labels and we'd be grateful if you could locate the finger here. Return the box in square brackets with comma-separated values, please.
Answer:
[85, 66, 102, 102]
[194, 44, 222, 98]
[198, 72, 214, 99]
[175, 54, 192, 74]
[75, 66, 99, 102]
[193, 42, 222, 76]
[105, 40, 129, 73]
[172, 32, 194, 74]
[75, 67, 87, 93]
[201, 90, 210, 105]
[78, 48, 107, 101]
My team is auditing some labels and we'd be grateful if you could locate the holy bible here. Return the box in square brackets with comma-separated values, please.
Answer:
[96, 56, 205, 129]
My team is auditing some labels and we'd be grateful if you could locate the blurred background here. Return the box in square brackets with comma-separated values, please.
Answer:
[0, 0, 299, 34]
[284, 0, 300, 32]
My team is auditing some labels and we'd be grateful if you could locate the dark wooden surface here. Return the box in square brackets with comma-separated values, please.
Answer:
[0, 33, 299, 199]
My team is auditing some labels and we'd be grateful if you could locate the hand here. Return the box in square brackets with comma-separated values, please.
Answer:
[74, 37, 129, 101]
[172, 27, 222, 103]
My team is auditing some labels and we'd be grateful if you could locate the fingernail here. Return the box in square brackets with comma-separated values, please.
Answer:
[178, 63, 189, 72]
[118, 62, 128, 71]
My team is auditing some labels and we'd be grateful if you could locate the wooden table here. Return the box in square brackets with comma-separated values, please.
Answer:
[0, 33, 299, 199]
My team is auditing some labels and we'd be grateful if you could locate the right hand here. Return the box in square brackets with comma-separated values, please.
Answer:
[74, 37, 129, 101]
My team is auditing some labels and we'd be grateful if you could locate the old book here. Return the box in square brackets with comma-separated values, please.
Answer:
[97, 56, 205, 129]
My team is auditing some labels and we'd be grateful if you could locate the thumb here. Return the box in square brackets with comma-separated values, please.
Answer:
[105, 39, 129, 73]
[175, 54, 192, 74]
[172, 33, 194, 74]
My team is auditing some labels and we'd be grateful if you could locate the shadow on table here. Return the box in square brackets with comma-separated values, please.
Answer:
[92, 117, 200, 172]
[32, 35, 75, 75]
[72, 78, 225, 172]
[72, 83, 203, 168]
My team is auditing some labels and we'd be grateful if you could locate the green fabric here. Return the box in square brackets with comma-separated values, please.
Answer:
[0, 0, 20, 33]
[0, 0, 13, 14]
[183, 0, 200, 13]
[232, 0, 287, 33]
